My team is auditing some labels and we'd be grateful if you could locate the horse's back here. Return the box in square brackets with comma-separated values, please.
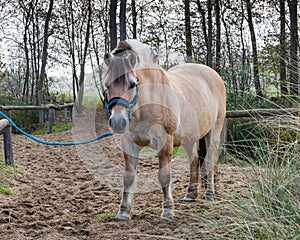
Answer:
[168, 63, 225, 111]
[167, 63, 226, 141]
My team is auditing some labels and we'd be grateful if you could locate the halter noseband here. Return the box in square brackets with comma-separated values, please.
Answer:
[104, 78, 139, 121]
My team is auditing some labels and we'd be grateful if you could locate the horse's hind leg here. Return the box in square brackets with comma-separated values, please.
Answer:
[199, 137, 207, 189]
[183, 141, 200, 201]
[203, 123, 223, 202]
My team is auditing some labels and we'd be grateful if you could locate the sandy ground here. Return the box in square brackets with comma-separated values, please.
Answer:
[0, 109, 252, 239]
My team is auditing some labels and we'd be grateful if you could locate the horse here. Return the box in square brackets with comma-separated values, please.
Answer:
[103, 39, 226, 220]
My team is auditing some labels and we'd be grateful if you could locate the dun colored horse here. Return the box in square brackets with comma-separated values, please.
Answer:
[103, 39, 226, 220]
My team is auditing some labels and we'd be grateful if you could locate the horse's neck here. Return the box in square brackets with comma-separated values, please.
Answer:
[136, 67, 169, 86]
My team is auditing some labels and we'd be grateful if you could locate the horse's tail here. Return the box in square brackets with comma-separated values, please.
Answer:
[198, 137, 207, 188]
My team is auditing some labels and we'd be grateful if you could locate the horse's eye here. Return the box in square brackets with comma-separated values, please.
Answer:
[129, 82, 136, 89]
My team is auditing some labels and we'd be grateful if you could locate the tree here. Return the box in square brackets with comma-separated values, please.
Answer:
[131, 0, 137, 39]
[288, 0, 299, 96]
[120, 0, 127, 41]
[77, 0, 92, 113]
[184, 0, 192, 62]
[109, 0, 118, 50]
[37, 0, 54, 105]
[245, 0, 263, 98]
[207, 0, 213, 67]
[215, 0, 221, 71]
[279, 0, 288, 96]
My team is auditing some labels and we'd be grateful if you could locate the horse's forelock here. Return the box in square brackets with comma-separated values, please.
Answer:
[125, 39, 158, 66]
[113, 41, 132, 56]
[105, 55, 134, 86]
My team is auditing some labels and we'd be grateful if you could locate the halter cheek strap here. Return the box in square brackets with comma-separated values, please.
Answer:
[104, 79, 139, 121]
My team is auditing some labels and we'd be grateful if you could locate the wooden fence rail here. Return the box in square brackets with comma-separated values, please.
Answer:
[0, 103, 75, 134]
[0, 103, 74, 167]
[0, 107, 299, 168]
[226, 108, 299, 118]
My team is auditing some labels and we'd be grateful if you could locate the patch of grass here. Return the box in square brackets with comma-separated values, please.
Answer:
[0, 163, 14, 174]
[71, 212, 78, 218]
[0, 156, 15, 196]
[141, 146, 187, 158]
[173, 146, 187, 158]
[95, 212, 115, 221]
[32, 122, 72, 135]
[0, 183, 12, 195]
[222, 113, 300, 239]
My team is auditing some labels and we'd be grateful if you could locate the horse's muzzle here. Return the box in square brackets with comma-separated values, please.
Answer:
[109, 114, 128, 133]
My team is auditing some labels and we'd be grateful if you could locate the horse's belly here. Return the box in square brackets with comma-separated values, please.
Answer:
[173, 108, 214, 146]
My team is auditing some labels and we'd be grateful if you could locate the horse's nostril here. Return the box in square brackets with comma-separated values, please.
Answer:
[109, 118, 113, 128]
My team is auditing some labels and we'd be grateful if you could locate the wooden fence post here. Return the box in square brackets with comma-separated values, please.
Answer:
[48, 107, 54, 134]
[0, 119, 14, 167]
[71, 106, 75, 126]
[64, 108, 68, 123]
[38, 90, 44, 123]
[219, 118, 227, 162]
[4, 126, 14, 167]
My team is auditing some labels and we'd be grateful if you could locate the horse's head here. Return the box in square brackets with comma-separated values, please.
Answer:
[103, 41, 139, 134]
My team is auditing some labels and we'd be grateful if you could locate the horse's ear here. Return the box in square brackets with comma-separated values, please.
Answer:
[153, 53, 159, 64]
[127, 51, 138, 67]
[104, 53, 112, 66]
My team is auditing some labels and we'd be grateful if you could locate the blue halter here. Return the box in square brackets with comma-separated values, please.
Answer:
[104, 78, 139, 121]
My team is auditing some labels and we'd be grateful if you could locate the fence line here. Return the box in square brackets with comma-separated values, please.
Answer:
[0, 107, 299, 168]
[0, 103, 75, 133]
[226, 108, 299, 118]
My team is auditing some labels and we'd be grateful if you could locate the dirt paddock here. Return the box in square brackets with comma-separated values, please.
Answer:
[0, 109, 251, 239]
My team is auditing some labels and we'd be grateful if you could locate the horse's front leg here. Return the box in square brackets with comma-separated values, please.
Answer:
[117, 137, 141, 220]
[158, 134, 175, 218]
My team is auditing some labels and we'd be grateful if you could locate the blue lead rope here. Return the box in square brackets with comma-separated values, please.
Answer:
[0, 111, 113, 146]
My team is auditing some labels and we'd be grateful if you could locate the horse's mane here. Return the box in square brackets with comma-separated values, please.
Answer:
[113, 39, 158, 67]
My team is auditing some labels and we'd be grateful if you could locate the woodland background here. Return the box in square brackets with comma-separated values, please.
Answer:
[0, 0, 299, 110]
[0, 2, 299, 238]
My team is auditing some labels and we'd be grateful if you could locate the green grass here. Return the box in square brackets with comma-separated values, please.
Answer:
[141, 146, 187, 158]
[0, 183, 12, 195]
[0, 156, 15, 195]
[220, 113, 300, 239]
[96, 212, 115, 221]
[32, 122, 72, 135]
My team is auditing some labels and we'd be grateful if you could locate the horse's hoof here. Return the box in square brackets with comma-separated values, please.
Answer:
[161, 209, 175, 218]
[205, 191, 215, 202]
[116, 210, 131, 221]
[183, 192, 197, 202]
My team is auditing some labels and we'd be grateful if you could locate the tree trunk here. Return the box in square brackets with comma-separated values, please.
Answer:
[37, 0, 54, 105]
[184, 0, 193, 62]
[120, 0, 127, 41]
[109, 0, 118, 51]
[245, 0, 263, 98]
[280, 0, 288, 96]
[77, 0, 92, 113]
[288, 0, 299, 96]
[131, 0, 137, 39]
[207, 0, 213, 67]
[196, 0, 208, 61]
[215, 0, 221, 72]
[22, 26, 30, 103]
